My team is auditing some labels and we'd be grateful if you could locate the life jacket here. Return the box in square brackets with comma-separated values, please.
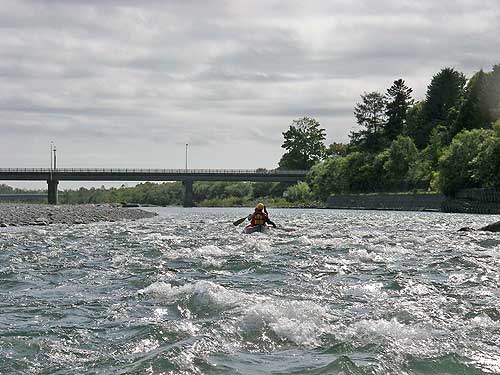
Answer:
[251, 210, 267, 225]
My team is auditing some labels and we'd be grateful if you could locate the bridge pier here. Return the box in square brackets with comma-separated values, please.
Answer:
[47, 179, 59, 205]
[183, 179, 194, 207]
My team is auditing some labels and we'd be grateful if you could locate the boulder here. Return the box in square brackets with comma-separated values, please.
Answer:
[458, 227, 475, 232]
[479, 221, 500, 232]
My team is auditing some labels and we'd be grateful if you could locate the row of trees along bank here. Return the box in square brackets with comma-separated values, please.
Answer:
[281, 64, 500, 201]
[57, 181, 314, 207]
[3, 64, 499, 207]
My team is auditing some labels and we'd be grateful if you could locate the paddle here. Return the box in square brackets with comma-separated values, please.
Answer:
[233, 216, 248, 226]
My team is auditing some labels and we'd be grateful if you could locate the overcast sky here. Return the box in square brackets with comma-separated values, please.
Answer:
[1, 0, 500, 188]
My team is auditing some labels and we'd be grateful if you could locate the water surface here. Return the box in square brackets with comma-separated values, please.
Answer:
[1, 208, 499, 374]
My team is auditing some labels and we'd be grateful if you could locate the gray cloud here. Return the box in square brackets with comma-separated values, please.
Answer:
[0, 0, 499, 174]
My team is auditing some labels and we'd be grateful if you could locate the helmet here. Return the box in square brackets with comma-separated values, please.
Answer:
[255, 203, 265, 210]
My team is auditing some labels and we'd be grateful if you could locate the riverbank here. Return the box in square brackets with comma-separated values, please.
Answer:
[327, 193, 445, 212]
[0, 203, 157, 227]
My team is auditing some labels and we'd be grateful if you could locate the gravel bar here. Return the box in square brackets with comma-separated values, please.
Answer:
[0, 203, 157, 227]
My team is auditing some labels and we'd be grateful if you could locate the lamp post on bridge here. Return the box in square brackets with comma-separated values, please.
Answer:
[48, 141, 58, 205]
[53, 145, 57, 170]
[183, 143, 194, 207]
[50, 141, 53, 178]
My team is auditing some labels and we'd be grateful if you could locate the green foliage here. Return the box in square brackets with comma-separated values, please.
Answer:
[54, 180, 311, 207]
[350, 91, 386, 152]
[422, 67, 467, 143]
[343, 152, 378, 192]
[278, 117, 326, 170]
[0, 184, 42, 194]
[422, 125, 448, 168]
[325, 142, 348, 157]
[307, 157, 348, 200]
[59, 182, 184, 206]
[252, 182, 275, 198]
[383, 136, 419, 183]
[470, 134, 500, 188]
[404, 101, 426, 148]
[193, 182, 252, 202]
[284, 182, 312, 203]
[384, 79, 414, 143]
[485, 64, 500, 120]
[438, 129, 496, 195]
[493, 119, 500, 135]
[452, 70, 492, 137]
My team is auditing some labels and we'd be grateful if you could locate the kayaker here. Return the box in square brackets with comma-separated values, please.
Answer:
[248, 203, 277, 228]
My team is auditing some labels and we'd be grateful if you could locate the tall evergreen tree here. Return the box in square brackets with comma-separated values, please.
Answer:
[422, 67, 466, 143]
[384, 79, 414, 143]
[452, 70, 491, 137]
[350, 91, 386, 152]
[405, 102, 426, 148]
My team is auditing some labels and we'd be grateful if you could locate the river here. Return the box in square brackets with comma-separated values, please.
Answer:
[1, 207, 499, 374]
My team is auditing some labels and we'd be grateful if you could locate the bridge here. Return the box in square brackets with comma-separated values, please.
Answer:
[0, 168, 309, 206]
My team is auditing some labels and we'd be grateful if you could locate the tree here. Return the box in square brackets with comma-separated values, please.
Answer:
[485, 64, 500, 121]
[421, 124, 448, 174]
[343, 152, 380, 192]
[308, 157, 348, 200]
[422, 68, 467, 144]
[451, 70, 491, 137]
[278, 117, 326, 170]
[252, 182, 275, 198]
[285, 182, 313, 202]
[471, 134, 500, 188]
[384, 79, 414, 143]
[404, 101, 426, 148]
[383, 136, 419, 186]
[438, 129, 494, 195]
[350, 91, 387, 152]
[325, 142, 348, 157]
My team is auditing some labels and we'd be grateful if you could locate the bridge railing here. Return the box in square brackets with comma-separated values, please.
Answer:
[0, 168, 309, 175]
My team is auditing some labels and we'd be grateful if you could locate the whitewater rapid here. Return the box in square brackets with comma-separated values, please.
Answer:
[1, 207, 499, 374]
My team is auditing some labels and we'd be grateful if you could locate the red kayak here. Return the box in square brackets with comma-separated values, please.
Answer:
[242, 224, 271, 234]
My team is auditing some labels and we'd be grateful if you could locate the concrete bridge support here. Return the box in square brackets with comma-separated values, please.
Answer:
[47, 179, 59, 205]
[183, 179, 194, 207]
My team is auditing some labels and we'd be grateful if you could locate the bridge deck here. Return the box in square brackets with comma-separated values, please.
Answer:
[0, 168, 308, 182]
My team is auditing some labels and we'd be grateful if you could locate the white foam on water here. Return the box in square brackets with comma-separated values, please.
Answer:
[203, 258, 226, 268]
[153, 307, 169, 318]
[139, 280, 247, 310]
[448, 272, 469, 285]
[238, 300, 332, 347]
[243, 237, 272, 253]
[173, 320, 201, 335]
[345, 282, 387, 298]
[341, 318, 430, 345]
[401, 280, 435, 296]
[170, 336, 223, 374]
[169, 245, 229, 260]
[469, 314, 500, 329]
[131, 339, 159, 354]
[297, 235, 343, 248]
[346, 249, 383, 263]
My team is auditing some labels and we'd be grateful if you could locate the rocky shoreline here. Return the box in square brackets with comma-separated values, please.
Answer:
[0, 204, 157, 227]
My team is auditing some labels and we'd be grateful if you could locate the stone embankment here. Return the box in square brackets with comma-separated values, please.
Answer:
[327, 193, 445, 211]
[0, 204, 157, 227]
[442, 188, 500, 214]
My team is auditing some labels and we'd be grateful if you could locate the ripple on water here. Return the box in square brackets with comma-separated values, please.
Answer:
[1, 208, 500, 374]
